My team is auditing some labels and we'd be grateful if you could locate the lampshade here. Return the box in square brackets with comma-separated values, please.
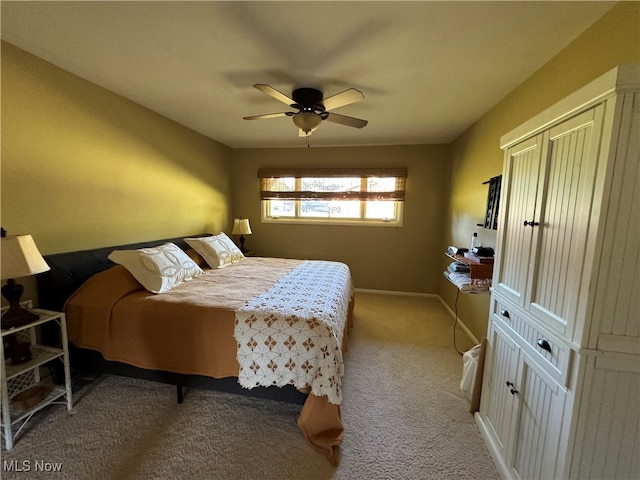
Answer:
[1, 235, 50, 280]
[231, 218, 252, 235]
[292, 112, 322, 134]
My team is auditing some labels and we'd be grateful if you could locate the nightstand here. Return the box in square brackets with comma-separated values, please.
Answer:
[1, 302, 73, 450]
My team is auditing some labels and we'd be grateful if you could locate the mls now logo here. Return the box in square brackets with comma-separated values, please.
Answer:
[3, 459, 63, 472]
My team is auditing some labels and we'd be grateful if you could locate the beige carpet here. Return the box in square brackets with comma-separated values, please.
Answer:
[1, 292, 499, 480]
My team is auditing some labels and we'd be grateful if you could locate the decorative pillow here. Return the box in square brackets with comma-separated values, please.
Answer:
[184, 233, 245, 269]
[107, 242, 203, 293]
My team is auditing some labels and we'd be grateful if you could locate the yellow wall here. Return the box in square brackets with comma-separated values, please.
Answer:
[231, 145, 450, 293]
[1, 42, 232, 255]
[442, 1, 640, 340]
[1, 2, 638, 333]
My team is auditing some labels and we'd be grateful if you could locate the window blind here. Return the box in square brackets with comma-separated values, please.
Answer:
[258, 168, 407, 201]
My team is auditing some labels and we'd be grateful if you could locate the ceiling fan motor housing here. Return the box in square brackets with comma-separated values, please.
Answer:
[292, 88, 325, 112]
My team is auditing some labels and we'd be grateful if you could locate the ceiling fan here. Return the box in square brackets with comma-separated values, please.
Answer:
[243, 84, 368, 136]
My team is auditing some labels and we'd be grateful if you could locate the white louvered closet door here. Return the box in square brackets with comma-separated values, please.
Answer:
[493, 135, 543, 307]
[482, 321, 520, 462]
[527, 106, 605, 338]
[511, 351, 568, 480]
[482, 318, 568, 479]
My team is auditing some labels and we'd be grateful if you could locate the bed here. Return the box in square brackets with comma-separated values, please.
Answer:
[37, 234, 353, 462]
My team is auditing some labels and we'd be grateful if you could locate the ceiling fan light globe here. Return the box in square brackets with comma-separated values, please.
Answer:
[293, 112, 322, 133]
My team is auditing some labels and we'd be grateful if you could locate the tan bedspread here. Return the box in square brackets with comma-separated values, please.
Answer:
[64, 256, 353, 463]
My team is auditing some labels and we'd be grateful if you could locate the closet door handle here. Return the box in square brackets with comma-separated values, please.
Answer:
[537, 338, 552, 353]
[523, 220, 540, 227]
[500, 309, 510, 319]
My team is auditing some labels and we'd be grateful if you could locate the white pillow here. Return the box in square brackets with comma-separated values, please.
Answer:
[107, 242, 203, 293]
[184, 233, 245, 269]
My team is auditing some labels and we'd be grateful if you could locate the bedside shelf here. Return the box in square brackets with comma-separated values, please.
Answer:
[444, 253, 493, 294]
[1, 304, 73, 450]
[5, 345, 64, 381]
[8, 381, 68, 425]
[445, 252, 493, 280]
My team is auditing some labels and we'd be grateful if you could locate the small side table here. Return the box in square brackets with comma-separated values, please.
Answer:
[1, 303, 73, 450]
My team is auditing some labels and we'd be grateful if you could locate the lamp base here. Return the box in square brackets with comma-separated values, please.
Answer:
[1, 307, 39, 329]
[1, 279, 38, 329]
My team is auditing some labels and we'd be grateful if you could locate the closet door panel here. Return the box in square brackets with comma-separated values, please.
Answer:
[482, 321, 520, 461]
[494, 135, 542, 306]
[528, 107, 604, 336]
[512, 352, 567, 480]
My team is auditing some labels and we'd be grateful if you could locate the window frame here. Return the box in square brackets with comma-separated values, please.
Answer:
[258, 167, 406, 227]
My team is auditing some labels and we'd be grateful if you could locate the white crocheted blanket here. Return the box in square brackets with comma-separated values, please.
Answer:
[235, 260, 352, 405]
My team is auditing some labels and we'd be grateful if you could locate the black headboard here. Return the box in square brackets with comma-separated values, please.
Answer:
[37, 234, 211, 311]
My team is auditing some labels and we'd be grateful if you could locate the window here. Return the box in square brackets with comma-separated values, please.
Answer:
[259, 168, 407, 226]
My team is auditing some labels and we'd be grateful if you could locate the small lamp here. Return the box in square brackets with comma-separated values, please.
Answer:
[231, 218, 252, 253]
[1, 231, 50, 329]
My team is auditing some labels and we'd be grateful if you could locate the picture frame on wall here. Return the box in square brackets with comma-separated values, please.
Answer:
[483, 175, 501, 230]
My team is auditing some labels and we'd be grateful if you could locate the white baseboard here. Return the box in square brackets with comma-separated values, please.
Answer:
[436, 295, 479, 345]
[353, 288, 438, 298]
[353, 288, 479, 345]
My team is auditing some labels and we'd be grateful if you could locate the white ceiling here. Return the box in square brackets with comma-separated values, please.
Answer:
[1, 1, 616, 149]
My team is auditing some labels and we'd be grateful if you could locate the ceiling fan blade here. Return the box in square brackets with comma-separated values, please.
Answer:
[325, 112, 368, 128]
[243, 112, 293, 120]
[322, 88, 364, 111]
[254, 84, 295, 106]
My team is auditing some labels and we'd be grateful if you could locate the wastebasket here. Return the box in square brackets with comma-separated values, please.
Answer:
[460, 344, 481, 400]
[460, 337, 486, 413]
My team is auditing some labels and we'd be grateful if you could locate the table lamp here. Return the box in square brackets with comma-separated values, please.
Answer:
[1, 231, 50, 329]
[231, 218, 252, 253]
